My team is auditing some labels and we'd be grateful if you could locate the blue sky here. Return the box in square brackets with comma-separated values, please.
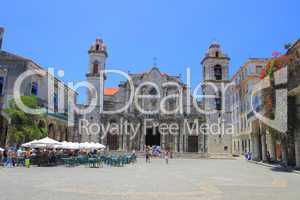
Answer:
[1, 0, 299, 102]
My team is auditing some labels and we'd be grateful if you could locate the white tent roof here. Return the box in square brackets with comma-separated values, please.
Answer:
[60, 141, 80, 150]
[26, 137, 61, 148]
[21, 138, 105, 150]
[21, 140, 38, 148]
[0, 147, 4, 151]
[79, 142, 105, 149]
[95, 143, 106, 149]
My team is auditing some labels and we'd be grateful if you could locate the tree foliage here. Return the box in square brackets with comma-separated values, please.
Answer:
[4, 96, 47, 144]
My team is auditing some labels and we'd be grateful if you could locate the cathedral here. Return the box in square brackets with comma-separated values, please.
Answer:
[79, 38, 232, 155]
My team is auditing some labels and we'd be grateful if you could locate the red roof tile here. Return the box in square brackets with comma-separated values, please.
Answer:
[104, 88, 119, 96]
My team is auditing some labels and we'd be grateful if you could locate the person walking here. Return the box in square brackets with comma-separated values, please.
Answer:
[146, 146, 152, 163]
[2, 149, 7, 165]
[5, 149, 13, 167]
[0, 150, 3, 164]
[146, 149, 150, 163]
[24, 149, 31, 168]
[165, 150, 169, 164]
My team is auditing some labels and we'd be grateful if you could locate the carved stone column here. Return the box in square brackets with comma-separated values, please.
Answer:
[161, 131, 165, 150]
[174, 135, 178, 152]
[184, 131, 188, 152]
[139, 124, 144, 151]
[251, 133, 261, 161]
[198, 134, 203, 153]
[267, 132, 276, 161]
[261, 133, 267, 162]
[122, 123, 128, 151]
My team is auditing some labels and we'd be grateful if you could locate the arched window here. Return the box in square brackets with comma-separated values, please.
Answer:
[215, 51, 219, 57]
[48, 124, 55, 139]
[215, 98, 222, 110]
[93, 61, 99, 74]
[53, 93, 58, 110]
[215, 90, 222, 110]
[31, 81, 38, 96]
[0, 76, 4, 95]
[149, 87, 158, 95]
[214, 65, 222, 80]
[96, 44, 100, 51]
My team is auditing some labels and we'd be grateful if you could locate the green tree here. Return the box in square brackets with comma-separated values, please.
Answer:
[4, 96, 47, 144]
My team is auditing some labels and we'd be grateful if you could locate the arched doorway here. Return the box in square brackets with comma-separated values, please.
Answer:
[107, 119, 119, 150]
[65, 128, 69, 142]
[59, 129, 64, 142]
[48, 124, 55, 139]
[145, 128, 160, 147]
[164, 133, 174, 151]
[188, 136, 198, 152]
[107, 132, 118, 150]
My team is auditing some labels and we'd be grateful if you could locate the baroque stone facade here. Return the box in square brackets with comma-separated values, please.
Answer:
[80, 38, 206, 153]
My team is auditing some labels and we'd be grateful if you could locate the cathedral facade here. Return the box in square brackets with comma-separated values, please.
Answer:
[79, 38, 206, 153]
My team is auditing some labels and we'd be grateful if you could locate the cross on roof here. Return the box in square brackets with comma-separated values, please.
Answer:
[153, 57, 157, 67]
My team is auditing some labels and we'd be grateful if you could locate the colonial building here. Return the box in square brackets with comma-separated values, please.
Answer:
[230, 39, 300, 167]
[0, 28, 78, 146]
[80, 38, 206, 153]
[230, 58, 268, 159]
[201, 42, 232, 155]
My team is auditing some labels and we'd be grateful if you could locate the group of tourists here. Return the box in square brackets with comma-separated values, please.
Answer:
[145, 145, 171, 164]
[0, 147, 30, 167]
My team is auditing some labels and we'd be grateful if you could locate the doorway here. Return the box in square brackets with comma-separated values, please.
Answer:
[188, 136, 198, 152]
[107, 132, 119, 150]
[145, 128, 160, 147]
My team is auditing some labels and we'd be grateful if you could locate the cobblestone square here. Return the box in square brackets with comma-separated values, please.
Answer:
[1, 159, 300, 200]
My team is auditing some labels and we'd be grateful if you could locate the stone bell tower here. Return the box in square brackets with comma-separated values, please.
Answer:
[81, 38, 108, 143]
[86, 38, 108, 107]
[201, 42, 232, 155]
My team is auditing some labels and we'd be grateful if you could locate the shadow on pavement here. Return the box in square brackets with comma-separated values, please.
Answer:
[271, 165, 294, 173]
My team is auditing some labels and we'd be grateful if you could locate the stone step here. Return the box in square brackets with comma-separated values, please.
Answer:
[106, 150, 234, 159]
[207, 153, 235, 159]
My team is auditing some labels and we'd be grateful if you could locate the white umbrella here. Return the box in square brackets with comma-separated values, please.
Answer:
[30, 137, 61, 148]
[73, 142, 80, 148]
[70, 142, 80, 150]
[89, 142, 96, 149]
[0, 147, 4, 152]
[79, 142, 105, 149]
[64, 142, 80, 150]
[21, 140, 38, 148]
[56, 141, 68, 149]
[79, 142, 91, 149]
[95, 143, 106, 149]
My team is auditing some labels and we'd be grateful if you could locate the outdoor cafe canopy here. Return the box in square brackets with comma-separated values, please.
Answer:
[79, 142, 105, 150]
[21, 140, 38, 148]
[22, 137, 61, 148]
[21, 138, 105, 150]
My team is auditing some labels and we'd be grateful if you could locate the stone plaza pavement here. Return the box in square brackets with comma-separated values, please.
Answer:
[0, 158, 300, 200]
